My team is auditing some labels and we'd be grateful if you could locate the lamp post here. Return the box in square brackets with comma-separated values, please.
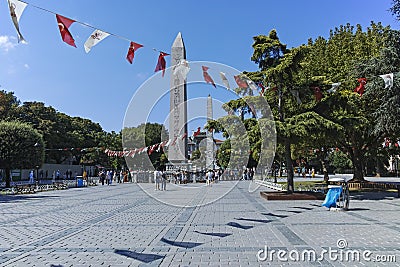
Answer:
[35, 165, 39, 190]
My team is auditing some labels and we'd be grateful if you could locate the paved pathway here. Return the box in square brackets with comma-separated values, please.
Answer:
[0, 181, 400, 266]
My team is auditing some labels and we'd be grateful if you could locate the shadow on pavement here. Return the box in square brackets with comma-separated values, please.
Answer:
[350, 191, 399, 200]
[227, 222, 253, 230]
[0, 195, 60, 203]
[261, 212, 288, 218]
[291, 206, 314, 210]
[114, 250, 164, 263]
[347, 208, 370, 211]
[160, 237, 203, 248]
[194, 230, 232, 238]
[276, 210, 302, 214]
[234, 217, 271, 224]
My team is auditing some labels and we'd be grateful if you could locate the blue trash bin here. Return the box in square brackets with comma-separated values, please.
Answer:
[77, 179, 83, 187]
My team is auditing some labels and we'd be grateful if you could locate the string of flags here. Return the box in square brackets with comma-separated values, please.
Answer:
[202, 66, 216, 88]
[354, 78, 367, 96]
[6, 0, 267, 88]
[382, 137, 400, 148]
[6, 1, 396, 98]
[45, 147, 102, 152]
[6, 0, 168, 74]
[290, 73, 394, 103]
[105, 132, 188, 158]
[105, 127, 216, 158]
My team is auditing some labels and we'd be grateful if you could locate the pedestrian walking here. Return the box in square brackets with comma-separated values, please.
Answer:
[154, 170, 160, 190]
[206, 170, 213, 186]
[100, 171, 105, 185]
[118, 171, 123, 183]
[161, 171, 167, 191]
[29, 170, 34, 184]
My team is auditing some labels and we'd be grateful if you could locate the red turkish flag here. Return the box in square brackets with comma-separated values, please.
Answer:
[193, 127, 201, 137]
[234, 75, 248, 88]
[155, 52, 169, 77]
[258, 82, 266, 95]
[313, 87, 323, 102]
[354, 78, 367, 96]
[202, 66, 216, 88]
[126, 42, 143, 64]
[56, 14, 76, 47]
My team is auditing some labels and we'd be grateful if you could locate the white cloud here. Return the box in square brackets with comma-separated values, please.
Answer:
[0, 35, 18, 52]
[24, 63, 30, 69]
[136, 72, 148, 80]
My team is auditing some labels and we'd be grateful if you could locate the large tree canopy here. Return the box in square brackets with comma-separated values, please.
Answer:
[0, 91, 122, 169]
[304, 23, 400, 180]
[0, 121, 44, 187]
[212, 22, 400, 191]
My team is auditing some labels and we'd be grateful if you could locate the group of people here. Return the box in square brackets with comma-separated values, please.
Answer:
[154, 170, 167, 190]
[206, 169, 223, 186]
[241, 168, 255, 180]
[296, 166, 316, 178]
[98, 170, 129, 185]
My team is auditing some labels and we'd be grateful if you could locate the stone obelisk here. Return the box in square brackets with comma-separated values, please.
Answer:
[206, 94, 214, 170]
[169, 32, 188, 162]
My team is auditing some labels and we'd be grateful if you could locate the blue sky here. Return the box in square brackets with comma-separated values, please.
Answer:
[0, 0, 396, 132]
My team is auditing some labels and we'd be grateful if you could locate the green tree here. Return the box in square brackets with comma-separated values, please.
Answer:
[82, 130, 123, 169]
[191, 149, 201, 161]
[0, 121, 44, 187]
[0, 90, 19, 120]
[11, 101, 104, 164]
[122, 123, 168, 170]
[304, 23, 400, 180]
[390, 0, 400, 20]
[250, 29, 341, 192]
[329, 150, 353, 174]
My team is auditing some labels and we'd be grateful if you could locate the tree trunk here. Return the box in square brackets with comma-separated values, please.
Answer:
[285, 140, 294, 193]
[321, 159, 329, 182]
[5, 167, 11, 188]
[351, 148, 365, 181]
[375, 158, 381, 177]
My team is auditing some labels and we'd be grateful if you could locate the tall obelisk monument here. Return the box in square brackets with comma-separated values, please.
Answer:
[169, 32, 188, 162]
[206, 94, 214, 170]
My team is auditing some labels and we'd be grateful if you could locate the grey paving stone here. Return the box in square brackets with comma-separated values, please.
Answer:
[0, 182, 399, 266]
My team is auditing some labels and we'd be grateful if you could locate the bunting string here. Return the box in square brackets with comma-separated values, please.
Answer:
[8, 0, 169, 71]
[19, 0, 132, 42]
[4, 1, 397, 99]
[105, 132, 188, 158]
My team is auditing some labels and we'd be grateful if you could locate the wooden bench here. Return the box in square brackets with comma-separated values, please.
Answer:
[348, 181, 400, 197]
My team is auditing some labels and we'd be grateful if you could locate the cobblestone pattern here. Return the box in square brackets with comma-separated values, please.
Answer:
[0, 182, 399, 266]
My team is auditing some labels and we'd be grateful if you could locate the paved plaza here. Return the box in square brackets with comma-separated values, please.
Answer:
[0, 181, 400, 266]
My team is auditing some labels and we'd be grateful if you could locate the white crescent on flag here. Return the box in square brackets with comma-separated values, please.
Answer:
[84, 29, 110, 53]
[219, 72, 230, 90]
[245, 78, 258, 91]
[379, 73, 394, 89]
[7, 0, 28, 43]
[327, 82, 341, 93]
